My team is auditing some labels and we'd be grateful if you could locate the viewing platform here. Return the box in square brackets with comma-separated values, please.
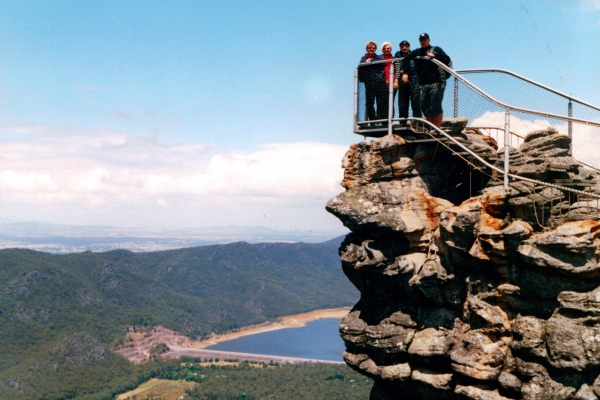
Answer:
[353, 58, 600, 227]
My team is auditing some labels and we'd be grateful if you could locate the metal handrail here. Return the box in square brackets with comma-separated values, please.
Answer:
[456, 68, 600, 113]
[434, 60, 600, 128]
[355, 59, 600, 128]
[407, 117, 600, 200]
[357, 58, 400, 66]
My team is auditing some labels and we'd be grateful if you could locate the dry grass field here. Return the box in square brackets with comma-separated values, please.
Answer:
[116, 378, 197, 400]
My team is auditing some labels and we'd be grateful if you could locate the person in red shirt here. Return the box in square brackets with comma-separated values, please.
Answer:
[378, 42, 398, 121]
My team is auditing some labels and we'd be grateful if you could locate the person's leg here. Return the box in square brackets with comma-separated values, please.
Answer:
[398, 83, 410, 119]
[430, 81, 446, 128]
[411, 87, 422, 118]
[365, 84, 376, 121]
[421, 84, 433, 126]
[376, 81, 389, 122]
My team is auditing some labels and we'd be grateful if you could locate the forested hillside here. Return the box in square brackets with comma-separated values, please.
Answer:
[0, 238, 357, 399]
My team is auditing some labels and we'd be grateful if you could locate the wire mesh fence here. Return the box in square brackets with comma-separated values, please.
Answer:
[456, 70, 600, 123]
[446, 72, 600, 171]
[453, 70, 600, 169]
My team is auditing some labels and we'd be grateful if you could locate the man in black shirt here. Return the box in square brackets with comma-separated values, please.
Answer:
[401, 33, 451, 129]
[394, 40, 421, 119]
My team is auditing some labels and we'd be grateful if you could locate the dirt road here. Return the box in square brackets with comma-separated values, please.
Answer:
[166, 346, 344, 365]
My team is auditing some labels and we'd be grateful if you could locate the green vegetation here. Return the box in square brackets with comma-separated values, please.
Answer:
[185, 362, 372, 400]
[117, 361, 372, 400]
[0, 238, 358, 399]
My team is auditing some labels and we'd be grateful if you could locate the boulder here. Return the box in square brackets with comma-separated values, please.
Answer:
[365, 323, 416, 354]
[516, 358, 577, 399]
[339, 309, 367, 348]
[341, 135, 416, 189]
[497, 371, 522, 396]
[545, 312, 600, 371]
[441, 117, 468, 135]
[465, 296, 511, 333]
[450, 331, 510, 381]
[454, 385, 512, 400]
[510, 315, 547, 359]
[381, 363, 411, 381]
[408, 257, 461, 306]
[518, 221, 600, 278]
[411, 368, 456, 400]
[574, 384, 597, 400]
[326, 180, 452, 250]
[407, 328, 452, 358]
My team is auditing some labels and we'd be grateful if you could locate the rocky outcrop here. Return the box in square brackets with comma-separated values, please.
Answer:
[327, 122, 600, 399]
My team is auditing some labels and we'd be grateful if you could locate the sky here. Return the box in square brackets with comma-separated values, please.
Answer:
[1, 0, 599, 235]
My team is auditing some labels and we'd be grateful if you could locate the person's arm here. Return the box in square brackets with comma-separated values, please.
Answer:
[394, 59, 402, 80]
[357, 56, 366, 82]
[401, 49, 418, 84]
[432, 46, 450, 66]
[401, 49, 417, 71]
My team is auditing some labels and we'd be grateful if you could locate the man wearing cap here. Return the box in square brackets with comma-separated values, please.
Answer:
[394, 40, 421, 120]
[401, 33, 451, 129]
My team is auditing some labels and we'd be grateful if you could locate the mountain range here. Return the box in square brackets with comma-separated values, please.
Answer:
[0, 237, 356, 399]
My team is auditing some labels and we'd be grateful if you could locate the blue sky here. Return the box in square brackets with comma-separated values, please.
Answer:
[1, 0, 599, 234]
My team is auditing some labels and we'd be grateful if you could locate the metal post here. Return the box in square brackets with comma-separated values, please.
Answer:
[454, 77, 459, 118]
[354, 70, 359, 133]
[568, 100, 573, 156]
[388, 63, 394, 136]
[504, 110, 510, 189]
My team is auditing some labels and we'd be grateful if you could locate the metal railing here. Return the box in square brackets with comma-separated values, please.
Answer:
[409, 118, 600, 197]
[354, 57, 600, 190]
[454, 69, 600, 138]
[452, 68, 600, 159]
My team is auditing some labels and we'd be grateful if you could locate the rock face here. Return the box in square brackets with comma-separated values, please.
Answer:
[327, 123, 600, 399]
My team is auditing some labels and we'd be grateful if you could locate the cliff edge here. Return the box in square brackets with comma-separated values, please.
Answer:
[326, 121, 600, 399]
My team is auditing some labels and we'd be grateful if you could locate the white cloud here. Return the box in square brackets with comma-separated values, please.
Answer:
[580, 0, 600, 24]
[582, 0, 600, 9]
[470, 111, 600, 167]
[0, 125, 348, 230]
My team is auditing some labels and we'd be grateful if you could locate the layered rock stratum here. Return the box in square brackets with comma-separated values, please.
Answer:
[327, 122, 600, 399]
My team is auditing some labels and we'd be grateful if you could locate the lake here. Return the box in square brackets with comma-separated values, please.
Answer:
[206, 318, 344, 362]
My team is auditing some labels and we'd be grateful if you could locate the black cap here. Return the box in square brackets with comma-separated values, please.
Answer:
[399, 40, 410, 47]
[419, 33, 430, 40]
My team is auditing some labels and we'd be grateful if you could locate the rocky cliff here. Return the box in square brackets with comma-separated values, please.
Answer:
[326, 120, 600, 399]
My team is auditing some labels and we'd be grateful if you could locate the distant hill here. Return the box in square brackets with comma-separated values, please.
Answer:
[0, 238, 355, 399]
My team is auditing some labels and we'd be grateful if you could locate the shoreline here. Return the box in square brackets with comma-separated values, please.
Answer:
[113, 307, 351, 363]
[198, 307, 351, 348]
